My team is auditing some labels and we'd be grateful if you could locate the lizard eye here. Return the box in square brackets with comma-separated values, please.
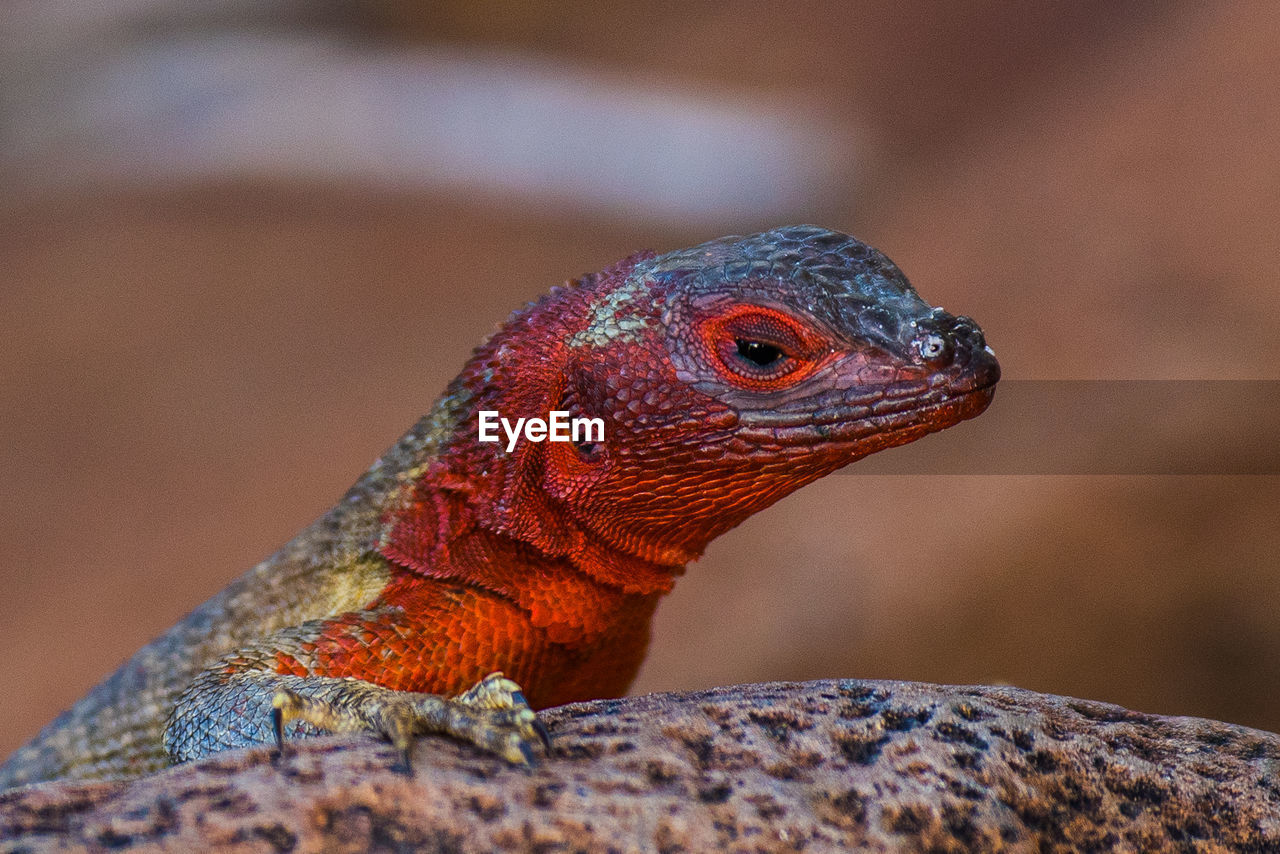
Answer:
[735, 338, 786, 368]
[701, 306, 823, 388]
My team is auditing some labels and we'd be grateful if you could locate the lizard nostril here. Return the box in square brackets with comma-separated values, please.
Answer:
[914, 332, 952, 366]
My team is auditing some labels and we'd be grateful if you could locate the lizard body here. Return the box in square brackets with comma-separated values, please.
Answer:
[0, 226, 998, 787]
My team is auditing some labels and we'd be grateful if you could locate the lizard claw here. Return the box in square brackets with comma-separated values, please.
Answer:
[440, 675, 549, 766]
[532, 717, 553, 753]
[270, 688, 300, 760]
[271, 706, 286, 758]
[393, 745, 415, 776]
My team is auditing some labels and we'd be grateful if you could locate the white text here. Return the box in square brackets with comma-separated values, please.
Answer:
[478, 410, 605, 453]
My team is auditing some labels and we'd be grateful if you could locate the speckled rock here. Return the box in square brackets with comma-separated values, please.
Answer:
[3, 680, 1279, 853]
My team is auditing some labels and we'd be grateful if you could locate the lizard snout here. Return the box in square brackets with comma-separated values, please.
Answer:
[910, 312, 1000, 392]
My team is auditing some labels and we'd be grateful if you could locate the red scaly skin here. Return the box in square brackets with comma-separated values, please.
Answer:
[0, 226, 998, 785]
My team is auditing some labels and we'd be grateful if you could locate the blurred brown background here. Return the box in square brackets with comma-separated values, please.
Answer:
[2, 1, 1279, 760]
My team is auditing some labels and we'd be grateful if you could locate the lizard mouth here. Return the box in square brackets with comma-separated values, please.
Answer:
[871, 378, 998, 440]
[735, 345, 1000, 451]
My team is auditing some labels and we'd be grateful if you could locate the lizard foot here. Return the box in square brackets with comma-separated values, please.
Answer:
[271, 672, 550, 771]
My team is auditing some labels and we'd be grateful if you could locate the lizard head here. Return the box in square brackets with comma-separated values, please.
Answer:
[399, 226, 998, 575]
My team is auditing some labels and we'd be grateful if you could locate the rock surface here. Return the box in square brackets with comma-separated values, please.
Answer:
[2, 679, 1278, 852]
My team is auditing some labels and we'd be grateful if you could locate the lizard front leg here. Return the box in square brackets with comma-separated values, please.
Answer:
[163, 606, 550, 769]
[271, 671, 548, 767]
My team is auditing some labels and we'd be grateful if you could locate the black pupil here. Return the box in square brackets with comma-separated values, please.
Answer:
[736, 338, 785, 367]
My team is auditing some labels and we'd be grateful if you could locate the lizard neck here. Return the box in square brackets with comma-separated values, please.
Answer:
[376, 451, 681, 598]
[371, 253, 688, 599]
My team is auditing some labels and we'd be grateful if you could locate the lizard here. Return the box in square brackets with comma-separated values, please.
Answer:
[0, 225, 999, 787]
